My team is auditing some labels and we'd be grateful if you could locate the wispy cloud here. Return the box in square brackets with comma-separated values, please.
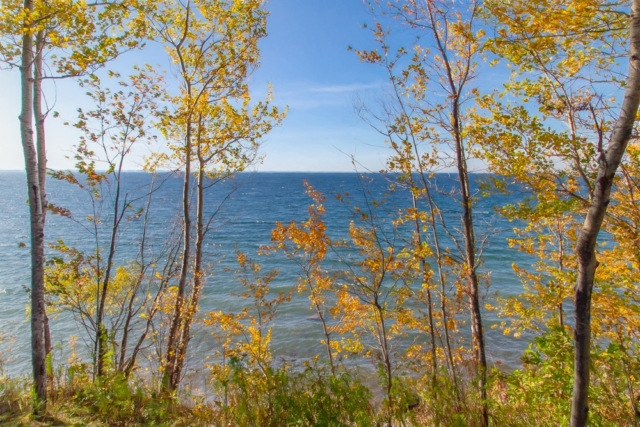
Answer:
[305, 82, 383, 94]
[256, 80, 386, 110]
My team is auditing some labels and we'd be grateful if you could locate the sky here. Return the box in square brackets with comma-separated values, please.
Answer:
[0, 0, 403, 172]
[246, 0, 393, 171]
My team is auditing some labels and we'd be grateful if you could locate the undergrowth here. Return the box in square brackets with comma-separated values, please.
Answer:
[2, 332, 638, 427]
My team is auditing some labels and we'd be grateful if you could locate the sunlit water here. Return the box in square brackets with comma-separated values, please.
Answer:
[0, 171, 534, 380]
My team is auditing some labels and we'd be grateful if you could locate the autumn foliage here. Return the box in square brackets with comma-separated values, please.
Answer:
[3, 0, 640, 425]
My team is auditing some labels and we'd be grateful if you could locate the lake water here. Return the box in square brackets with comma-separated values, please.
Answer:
[0, 171, 533, 378]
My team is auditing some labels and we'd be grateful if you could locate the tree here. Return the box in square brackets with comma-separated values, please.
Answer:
[46, 69, 173, 378]
[477, 0, 640, 424]
[148, 0, 285, 392]
[357, 0, 490, 422]
[268, 182, 339, 374]
[333, 181, 406, 413]
[0, 0, 149, 410]
[204, 252, 290, 426]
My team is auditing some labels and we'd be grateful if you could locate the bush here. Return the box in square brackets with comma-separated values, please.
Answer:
[214, 357, 374, 426]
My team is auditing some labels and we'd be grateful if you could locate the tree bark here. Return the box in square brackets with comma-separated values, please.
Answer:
[95, 155, 125, 377]
[570, 1, 640, 425]
[163, 117, 192, 392]
[161, 4, 194, 391]
[171, 153, 206, 390]
[163, 148, 190, 392]
[20, 4, 47, 412]
[33, 31, 46, 218]
[34, 27, 53, 368]
[453, 109, 488, 427]
[421, 1, 488, 422]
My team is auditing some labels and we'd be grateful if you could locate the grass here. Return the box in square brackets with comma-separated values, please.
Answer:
[1, 347, 637, 427]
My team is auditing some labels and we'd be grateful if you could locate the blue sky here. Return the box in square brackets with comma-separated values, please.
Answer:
[1, 0, 400, 172]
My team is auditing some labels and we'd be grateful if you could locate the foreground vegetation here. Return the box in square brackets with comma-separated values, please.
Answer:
[1, 332, 637, 427]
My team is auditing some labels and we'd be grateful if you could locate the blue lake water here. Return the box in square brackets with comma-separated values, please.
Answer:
[0, 171, 533, 377]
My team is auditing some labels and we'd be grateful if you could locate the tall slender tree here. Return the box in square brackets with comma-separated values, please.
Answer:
[358, 0, 489, 422]
[1, 0, 150, 410]
[478, 0, 640, 424]
[149, 0, 285, 392]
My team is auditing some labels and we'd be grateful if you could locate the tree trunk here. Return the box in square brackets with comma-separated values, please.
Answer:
[163, 120, 192, 392]
[315, 301, 335, 375]
[34, 27, 53, 377]
[162, 10, 194, 390]
[421, 1, 487, 422]
[34, 31, 46, 218]
[454, 119, 488, 427]
[171, 156, 206, 390]
[20, 6, 47, 412]
[119, 181, 154, 372]
[570, 2, 640, 425]
[444, 63, 488, 425]
[411, 191, 438, 383]
[422, 178, 459, 396]
[95, 161, 125, 377]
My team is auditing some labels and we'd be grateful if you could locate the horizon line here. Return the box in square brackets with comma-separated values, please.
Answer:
[0, 169, 487, 174]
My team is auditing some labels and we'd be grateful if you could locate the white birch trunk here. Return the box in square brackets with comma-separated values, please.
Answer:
[20, 2, 47, 411]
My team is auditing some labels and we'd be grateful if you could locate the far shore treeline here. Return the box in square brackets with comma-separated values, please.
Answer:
[2, 0, 640, 426]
